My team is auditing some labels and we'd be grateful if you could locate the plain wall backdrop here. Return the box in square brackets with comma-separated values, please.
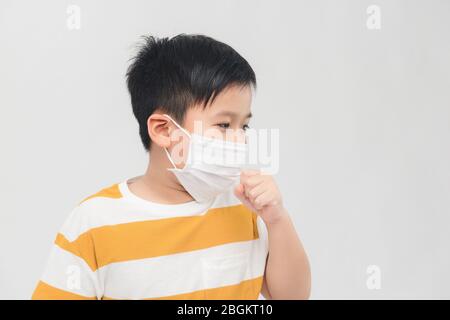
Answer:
[1, 0, 449, 299]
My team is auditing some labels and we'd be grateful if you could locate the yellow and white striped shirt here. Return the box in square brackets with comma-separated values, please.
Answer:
[32, 180, 269, 300]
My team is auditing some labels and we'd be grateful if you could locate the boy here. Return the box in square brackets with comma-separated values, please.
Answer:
[32, 34, 311, 300]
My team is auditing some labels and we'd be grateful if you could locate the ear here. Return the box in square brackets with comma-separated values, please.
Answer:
[147, 113, 172, 148]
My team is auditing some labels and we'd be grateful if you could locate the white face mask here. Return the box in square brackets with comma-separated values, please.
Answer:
[163, 114, 248, 203]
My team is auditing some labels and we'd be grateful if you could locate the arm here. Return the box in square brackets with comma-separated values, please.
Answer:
[235, 171, 311, 300]
[32, 208, 101, 300]
[261, 209, 311, 299]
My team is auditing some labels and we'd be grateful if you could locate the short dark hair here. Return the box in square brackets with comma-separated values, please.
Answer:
[126, 34, 257, 151]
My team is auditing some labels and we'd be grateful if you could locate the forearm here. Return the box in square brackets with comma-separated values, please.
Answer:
[264, 208, 311, 299]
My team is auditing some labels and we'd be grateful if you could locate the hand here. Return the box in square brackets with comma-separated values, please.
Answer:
[234, 170, 286, 224]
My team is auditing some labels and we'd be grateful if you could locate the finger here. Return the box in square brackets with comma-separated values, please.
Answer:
[240, 169, 260, 183]
[254, 191, 274, 210]
[243, 176, 265, 199]
[247, 182, 268, 202]
[234, 184, 259, 212]
[234, 183, 246, 202]
[243, 174, 265, 189]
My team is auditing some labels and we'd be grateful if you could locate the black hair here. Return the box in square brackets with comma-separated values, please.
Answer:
[126, 34, 257, 151]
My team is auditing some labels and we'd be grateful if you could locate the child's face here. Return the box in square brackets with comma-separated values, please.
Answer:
[167, 84, 253, 168]
[182, 84, 253, 143]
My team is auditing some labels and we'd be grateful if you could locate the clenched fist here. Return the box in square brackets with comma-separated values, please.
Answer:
[234, 170, 286, 224]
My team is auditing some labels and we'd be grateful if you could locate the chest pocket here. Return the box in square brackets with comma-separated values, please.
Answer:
[201, 252, 255, 299]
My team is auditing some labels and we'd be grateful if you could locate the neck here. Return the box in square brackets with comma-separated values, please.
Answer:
[127, 147, 194, 204]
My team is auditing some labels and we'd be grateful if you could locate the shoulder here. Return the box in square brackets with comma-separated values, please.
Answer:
[59, 182, 125, 241]
[78, 183, 123, 205]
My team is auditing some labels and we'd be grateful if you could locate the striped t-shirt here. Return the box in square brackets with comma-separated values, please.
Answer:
[32, 180, 269, 300]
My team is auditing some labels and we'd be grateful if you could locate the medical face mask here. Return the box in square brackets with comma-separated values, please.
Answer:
[163, 114, 248, 203]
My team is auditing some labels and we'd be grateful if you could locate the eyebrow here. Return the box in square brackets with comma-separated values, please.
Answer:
[214, 110, 252, 118]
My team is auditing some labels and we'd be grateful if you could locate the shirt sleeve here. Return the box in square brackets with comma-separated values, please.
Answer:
[31, 206, 102, 300]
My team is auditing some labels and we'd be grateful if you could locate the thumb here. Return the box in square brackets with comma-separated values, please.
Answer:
[234, 183, 259, 213]
[234, 183, 246, 202]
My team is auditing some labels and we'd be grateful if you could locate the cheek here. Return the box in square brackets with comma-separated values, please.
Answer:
[203, 125, 224, 140]
[181, 137, 190, 163]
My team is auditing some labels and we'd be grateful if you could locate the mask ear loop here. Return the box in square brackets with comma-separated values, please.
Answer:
[163, 114, 191, 138]
[163, 147, 178, 169]
[163, 114, 191, 170]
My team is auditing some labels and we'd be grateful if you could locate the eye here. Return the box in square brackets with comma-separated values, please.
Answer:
[243, 124, 250, 131]
[216, 123, 230, 129]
